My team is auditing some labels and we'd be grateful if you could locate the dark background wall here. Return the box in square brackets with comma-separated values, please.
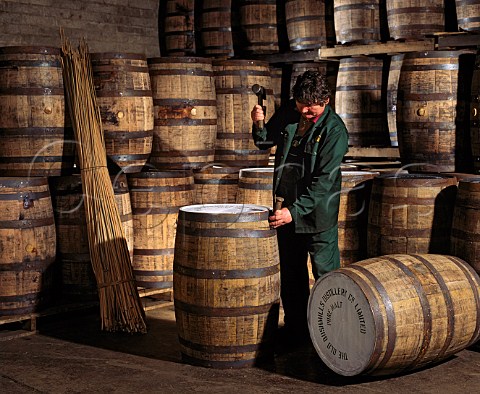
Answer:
[0, 0, 160, 57]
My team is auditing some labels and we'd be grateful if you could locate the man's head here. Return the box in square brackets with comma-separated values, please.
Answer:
[292, 70, 331, 120]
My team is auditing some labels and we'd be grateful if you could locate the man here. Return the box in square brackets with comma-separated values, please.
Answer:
[251, 70, 349, 343]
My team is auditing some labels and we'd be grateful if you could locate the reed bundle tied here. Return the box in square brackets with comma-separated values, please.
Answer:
[60, 32, 147, 333]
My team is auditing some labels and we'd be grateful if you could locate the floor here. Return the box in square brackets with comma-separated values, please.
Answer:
[1, 304, 480, 394]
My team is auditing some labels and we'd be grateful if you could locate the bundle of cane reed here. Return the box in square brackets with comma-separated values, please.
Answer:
[60, 32, 147, 333]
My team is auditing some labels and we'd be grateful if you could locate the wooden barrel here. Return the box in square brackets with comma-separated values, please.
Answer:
[213, 59, 274, 167]
[193, 165, 240, 204]
[367, 173, 457, 257]
[290, 62, 338, 110]
[285, 0, 329, 51]
[0, 46, 75, 176]
[147, 57, 217, 170]
[173, 203, 280, 368]
[49, 174, 134, 301]
[128, 170, 194, 290]
[163, 0, 196, 56]
[451, 177, 480, 274]
[338, 171, 378, 266]
[472, 54, 480, 174]
[333, 0, 381, 44]
[0, 177, 57, 316]
[335, 57, 389, 147]
[308, 253, 480, 376]
[386, 54, 404, 147]
[200, 0, 234, 57]
[90, 53, 154, 174]
[396, 51, 475, 173]
[238, 0, 279, 54]
[386, 0, 445, 40]
[236, 167, 274, 208]
[456, 0, 480, 32]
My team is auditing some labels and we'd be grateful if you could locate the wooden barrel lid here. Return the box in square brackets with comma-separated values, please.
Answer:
[308, 271, 376, 376]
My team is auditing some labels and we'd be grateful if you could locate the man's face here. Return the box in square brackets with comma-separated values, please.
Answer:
[296, 98, 329, 120]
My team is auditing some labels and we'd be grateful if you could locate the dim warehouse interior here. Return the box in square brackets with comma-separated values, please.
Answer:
[1, 1, 480, 393]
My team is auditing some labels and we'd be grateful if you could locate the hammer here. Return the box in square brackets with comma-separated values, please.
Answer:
[274, 196, 284, 212]
[252, 83, 266, 129]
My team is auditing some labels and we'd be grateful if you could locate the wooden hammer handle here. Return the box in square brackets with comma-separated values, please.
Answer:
[274, 196, 284, 212]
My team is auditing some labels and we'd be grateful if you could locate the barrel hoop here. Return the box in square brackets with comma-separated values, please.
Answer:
[336, 85, 381, 91]
[201, 26, 232, 33]
[451, 228, 480, 242]
[202, 6, 231, 12]
[0, 156, 74, 164]
[174, 299, 278, 317]
[0, 127, 73, 136]
[216, 132, 253, 139]
[241, 0, 276, 4]
[108, 154, 150, 162]
[0, 217, 55, 229]
[214, 149, 270, 156]
[180, 353, 256, 369]
[0, 292, 43, 303]
[128, 171, 193, 179]
[129, 184, 194, 193]
[335, 3, 377, 11]
[150, 150, 214, 158]
[194, 178, 238, 185]
[163, 31, 195, 37]
[213, 70, 270, 77]
[90, 52, 147, 60]
[179, 226, 275, 239]
[0, 46, 60, 55]
[178, 336, 272, 355]
[149, 69, 212, 77]
[148, 57, 212, 65]
[367, 223, 442, 238]
[173, 263, 278, 279]
[103, 130, 153, 139]
[133, 270, 173, 276]
[133, 248, 175, 256]
[178, 209, 268, 223]
[391, 24, 445, 32]
[0, 190, 51, 201]
[241, 23, 277, 30]
[289, 35, 327, 44]
[387, 7, 444, 16]
[132, 207, 182, 215]
[153, 99, 216, 106]
[286, 15, 325, 23]
[339, 268, 386, 373]
[95, 89, 152, 98]
[387, 255, 434, 371]
[134, 280, 172, 289]
[401, 64, 459, 72]
[0, 59, 61, 68]
[411, 254, 455, 362]
[458, 17, 480, 24]
[0, 178, 48, 187]
[238, 181, 271, 191]
[154, 118, 217, 127]
[0, 87, 64, 95]
[91, 64, 149, 73]
[0, 256, 56, 272]
[445, 255, 480, 347]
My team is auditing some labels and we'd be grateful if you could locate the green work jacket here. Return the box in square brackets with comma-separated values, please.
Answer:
[252, 100, 349, 233]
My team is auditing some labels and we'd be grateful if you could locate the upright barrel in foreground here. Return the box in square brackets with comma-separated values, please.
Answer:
[308, 254, 480, 376]
[173, 204, 280, 368]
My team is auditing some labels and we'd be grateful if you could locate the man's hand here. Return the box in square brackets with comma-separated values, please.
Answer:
[251, 104, 265, 122]
[269, 207, 292, 229]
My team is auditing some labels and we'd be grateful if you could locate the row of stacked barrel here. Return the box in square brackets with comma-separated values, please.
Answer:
[160, 0, 479, 58]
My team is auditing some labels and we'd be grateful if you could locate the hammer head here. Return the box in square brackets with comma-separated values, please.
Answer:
[251, 84, 264, 96]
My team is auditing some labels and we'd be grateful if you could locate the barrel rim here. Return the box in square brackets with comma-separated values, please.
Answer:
[0, 46, 61, 55]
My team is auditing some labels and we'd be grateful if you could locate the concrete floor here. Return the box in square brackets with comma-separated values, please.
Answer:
[1, 304, 480, 394]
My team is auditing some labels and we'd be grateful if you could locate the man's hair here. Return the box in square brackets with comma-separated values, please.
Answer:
[291, 70, 331, 105]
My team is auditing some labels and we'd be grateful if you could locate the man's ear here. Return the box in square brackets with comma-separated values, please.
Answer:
[324, 97, 330, 106]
